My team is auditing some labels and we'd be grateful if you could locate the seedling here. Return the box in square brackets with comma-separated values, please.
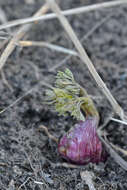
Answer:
[46, 68, 107, 164]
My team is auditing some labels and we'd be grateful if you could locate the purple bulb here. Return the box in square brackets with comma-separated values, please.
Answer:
[58, 117, 108, 164]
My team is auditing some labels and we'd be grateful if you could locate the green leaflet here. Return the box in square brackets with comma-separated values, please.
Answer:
[55, 68, 80, 96]
[46, 68, 86, 121]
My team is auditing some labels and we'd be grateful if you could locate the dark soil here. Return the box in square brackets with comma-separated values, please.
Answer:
[0, 0, 127, 189]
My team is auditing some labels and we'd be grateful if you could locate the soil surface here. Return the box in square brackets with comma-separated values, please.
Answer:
[0, 0, 127, 189]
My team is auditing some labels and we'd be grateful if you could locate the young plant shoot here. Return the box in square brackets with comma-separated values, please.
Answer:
[46, 68, 107, 164]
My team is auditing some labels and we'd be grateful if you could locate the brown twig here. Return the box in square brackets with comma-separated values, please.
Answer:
[0, 3, 49, 71]
[39, 125, 58, 143]
[47, 159, 87, 169]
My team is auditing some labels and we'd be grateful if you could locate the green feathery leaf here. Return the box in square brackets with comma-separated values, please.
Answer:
[46, 68, 87, 121]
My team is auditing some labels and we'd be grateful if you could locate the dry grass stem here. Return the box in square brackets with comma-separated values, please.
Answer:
[0, 0, 126, 30]
[18, 40, 78, 56]
[0, 3, 49, 71]
[46, 0, 125, 120]
[111, 117, 127, 125]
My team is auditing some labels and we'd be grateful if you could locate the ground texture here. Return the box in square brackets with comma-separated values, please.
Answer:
[0, 0, 127, 189]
